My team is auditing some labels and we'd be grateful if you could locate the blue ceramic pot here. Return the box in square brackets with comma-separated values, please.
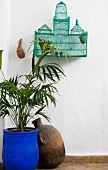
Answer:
[3, 128, 39, 170]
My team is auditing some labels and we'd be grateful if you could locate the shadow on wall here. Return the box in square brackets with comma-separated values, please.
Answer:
[35, 56, 82, 68]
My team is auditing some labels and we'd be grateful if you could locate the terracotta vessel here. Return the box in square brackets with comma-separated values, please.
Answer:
[16, 39, 25, 59]
[32, 118, 65, 169]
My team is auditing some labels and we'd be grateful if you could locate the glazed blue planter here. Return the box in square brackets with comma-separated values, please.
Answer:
[2, 128, 39, 170]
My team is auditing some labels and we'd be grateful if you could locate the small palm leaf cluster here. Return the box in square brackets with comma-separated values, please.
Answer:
[0, 39, 67, 132]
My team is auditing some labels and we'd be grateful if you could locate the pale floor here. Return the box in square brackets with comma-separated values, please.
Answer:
[37, 163, 108, 170]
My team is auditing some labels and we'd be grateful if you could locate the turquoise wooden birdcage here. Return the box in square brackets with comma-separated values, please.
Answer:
[33, 1, 88, 57]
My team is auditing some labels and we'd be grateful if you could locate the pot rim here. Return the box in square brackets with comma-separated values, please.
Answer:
[3, 127, 38, 136]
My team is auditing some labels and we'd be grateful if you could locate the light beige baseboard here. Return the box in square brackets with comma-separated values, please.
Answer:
[0, 156, 108, 169]
[64, 156, 108, 163]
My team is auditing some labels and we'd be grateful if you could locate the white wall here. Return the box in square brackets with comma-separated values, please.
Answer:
[1, 0, 108, 158]
[0, 0, 6, 162]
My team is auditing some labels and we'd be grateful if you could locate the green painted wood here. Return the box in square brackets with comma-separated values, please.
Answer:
[0, 50, 3, 69]
[33, 1, 88, 57]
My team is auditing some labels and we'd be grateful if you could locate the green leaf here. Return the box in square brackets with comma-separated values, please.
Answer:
[35, 105, 46, 115]
[42, 66, 46, 81]
[36, 111, 50, 122]
[50, 46, 54, 55]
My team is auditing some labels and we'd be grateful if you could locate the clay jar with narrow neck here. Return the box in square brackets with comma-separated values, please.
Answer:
[32, 118, 65, 169]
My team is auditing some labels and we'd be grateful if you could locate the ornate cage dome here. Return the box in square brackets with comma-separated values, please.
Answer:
[71, 19, 84, 34]
[55, 1, 68, 19]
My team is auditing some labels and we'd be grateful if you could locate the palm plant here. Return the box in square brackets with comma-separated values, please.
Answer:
[0, 39, 68, 132]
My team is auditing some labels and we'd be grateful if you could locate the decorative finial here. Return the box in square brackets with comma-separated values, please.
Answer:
[59, 1, 64, 4]
[76, 19, 79, 26]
